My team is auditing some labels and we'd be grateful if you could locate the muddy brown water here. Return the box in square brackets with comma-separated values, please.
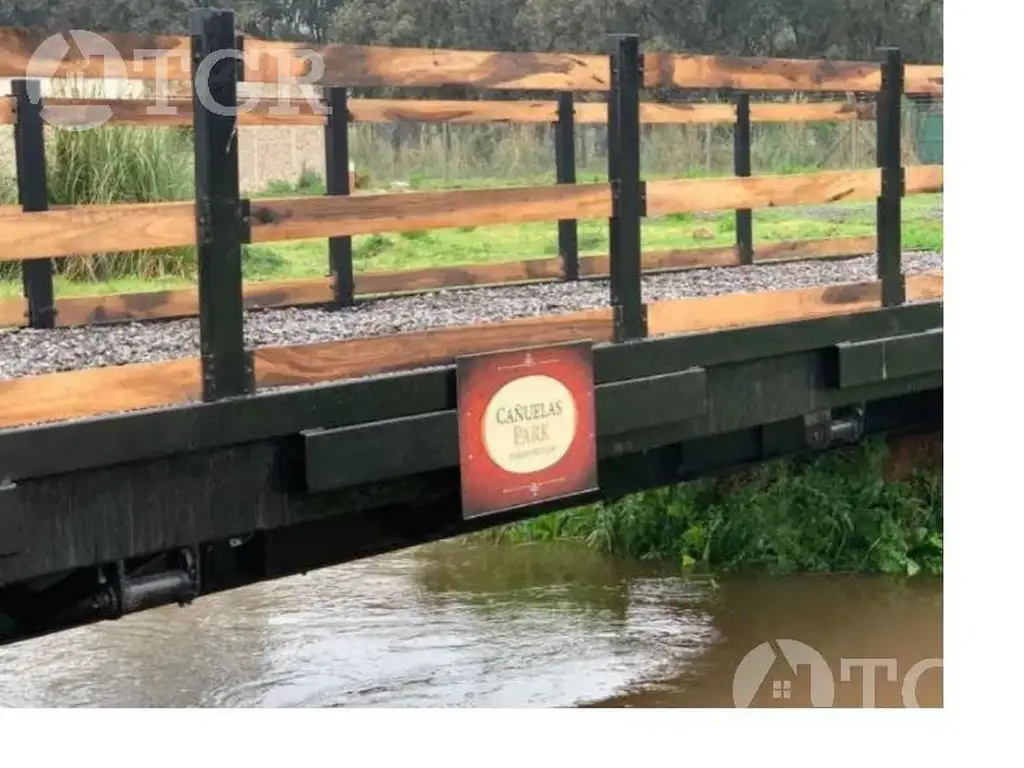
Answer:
[0, 541, 941, 708]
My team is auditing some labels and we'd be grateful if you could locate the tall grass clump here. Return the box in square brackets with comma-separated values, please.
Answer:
[47, 124, 195, 280]
[477, 439, 942, 578]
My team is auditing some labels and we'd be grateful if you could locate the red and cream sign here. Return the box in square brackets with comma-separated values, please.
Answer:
[456, 341, 598, 519]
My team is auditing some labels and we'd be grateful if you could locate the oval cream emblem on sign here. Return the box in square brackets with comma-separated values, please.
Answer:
[481, 374, 578, 475]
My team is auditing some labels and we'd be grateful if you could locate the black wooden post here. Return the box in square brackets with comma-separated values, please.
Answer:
[555, 92, 580, 281]
[12, 79, 55, 329]
[876, 47, 905, 306]
[607, 33, 646, 342]
[191, 8, 253, 401]
[734, 92, 754, 266]
[324, 86, 355, 305]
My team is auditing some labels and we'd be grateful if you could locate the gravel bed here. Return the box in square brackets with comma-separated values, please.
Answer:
[0, 251, 943, 381]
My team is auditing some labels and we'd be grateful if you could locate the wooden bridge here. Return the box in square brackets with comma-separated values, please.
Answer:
[0, 9, 942, 646]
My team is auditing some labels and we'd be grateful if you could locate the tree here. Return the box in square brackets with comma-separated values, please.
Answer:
[0, 0, 942, 62]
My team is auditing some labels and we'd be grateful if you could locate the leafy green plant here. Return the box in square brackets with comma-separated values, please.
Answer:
[475, 439, 942, 578]
[355, 233, 393, 261]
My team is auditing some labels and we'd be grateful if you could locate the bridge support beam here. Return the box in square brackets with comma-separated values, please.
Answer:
[876, 46, 906, 306]
[607, 33, 647, 341]
[191, 8, 254, 401]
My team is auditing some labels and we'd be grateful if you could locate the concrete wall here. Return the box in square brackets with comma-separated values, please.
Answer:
[238, 125, 324, 192]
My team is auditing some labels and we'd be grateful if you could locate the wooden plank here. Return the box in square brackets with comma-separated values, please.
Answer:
[648, 272, 943, 337]
[39, 277, 334, 327]
[755, 236, 875, 262]
[750, 102, 876, 122]
[0, 95, 880, 128]
[355, 239, 864, 297]
[0, 201, 195, 262]
[906, 65, 943, 96]
[20, 97, 328, 127]
[580, 246, 737, 277]
[0, 297, 27, 327]
[0, 309, 612, 428]
[0, 274, 942, 430]
[250, 183, 613, 242]
[906, 165, 943, 194]
[18, 97, 561, 127]
[349, 98, 558, 124]
[647, 169, 881, 216]
[244, 38, 611, 91]
[0, 357, 202, 429]
[253, 308, 615, 388]
[30, 98, 193, 127]
[0, 236, 881, 329]
[0, 28, 192, 80]
[575, 102, 736, 125]
[0, 26, 942, 96]
[644, 53, 881, 92]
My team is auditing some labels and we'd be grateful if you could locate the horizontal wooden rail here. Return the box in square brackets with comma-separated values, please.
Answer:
[0, 96, 882, 128]
[248, 184, 613, 243]
[648, 169, 882, 215]
[0, 96, 330, 127]
[0, 28, 194, 80]
[0, 29, 612, 92]
[251, 39, 613, 91]
[0, 273, 943, 430]
[648, 272, 942, 336]
[644, 53, 880, 91]
[578, 101, 876, 124]
[906, 165, 944, 194]
[0, 26, 942, 95]
[644, 55, 942, 95]
[0, 184, 611, 260]
[906, 65, 944, 96]
[578, 102, 733, 124]
[0, 166, 942, 261]
[749, 102, 877, 122]
[350, 98, 556, 124]
[0, 200, 195, 261]
[0, 236, 879, 328]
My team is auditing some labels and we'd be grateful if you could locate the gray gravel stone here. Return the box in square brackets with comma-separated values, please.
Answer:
[0, 250, 942, 381]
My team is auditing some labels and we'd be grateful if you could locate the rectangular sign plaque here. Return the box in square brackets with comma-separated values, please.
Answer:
[456, 340, 598, 520]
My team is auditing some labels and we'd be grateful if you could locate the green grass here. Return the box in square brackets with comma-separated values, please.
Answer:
[471, 439, 943, 578]
[174, 191, 943, 281]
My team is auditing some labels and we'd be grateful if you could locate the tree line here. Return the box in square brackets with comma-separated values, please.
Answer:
[2, 1, 941, 63]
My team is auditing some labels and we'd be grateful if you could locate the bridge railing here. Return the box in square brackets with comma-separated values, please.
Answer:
[0, 16, 943, 329]
[0, 8, 943, 430]
[0, 92, 939, 328]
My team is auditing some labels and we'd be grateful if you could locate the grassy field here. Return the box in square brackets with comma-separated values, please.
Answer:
[0, 185, 943, 300]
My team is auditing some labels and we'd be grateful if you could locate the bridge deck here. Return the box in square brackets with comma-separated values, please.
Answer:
[0, 251, 941, 382]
